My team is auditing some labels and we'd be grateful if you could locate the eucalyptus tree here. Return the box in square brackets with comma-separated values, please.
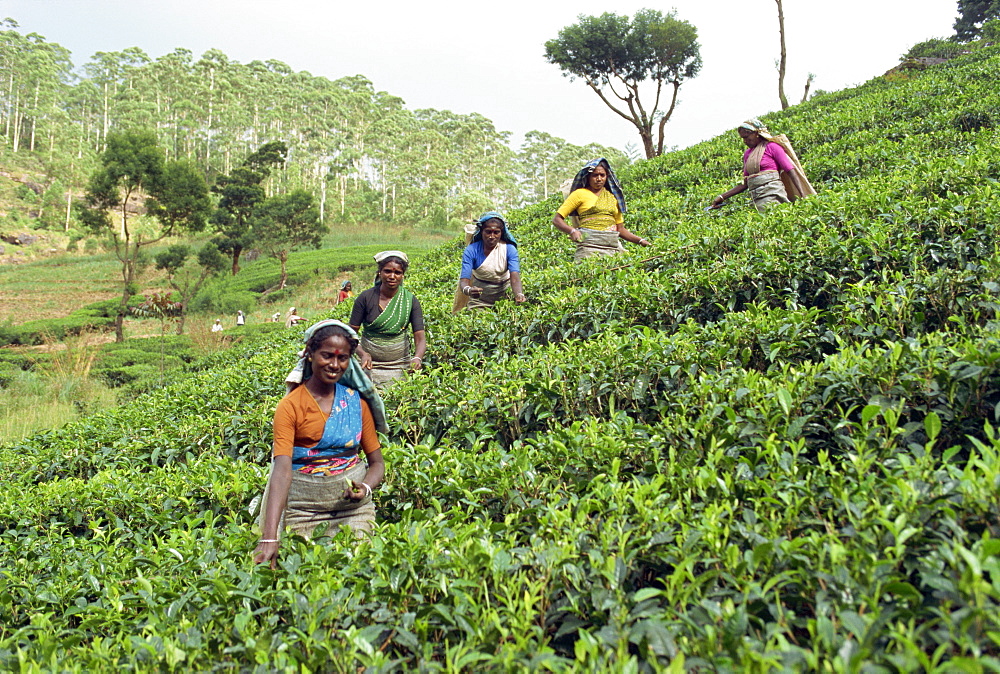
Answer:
[81, 48, 151, 147]
[145, 49, 198, 160]
[545, 9, 702, 158]
[195, 49, 244, 172]
[0, 27, 72, 153]
[519, 130, 564, 202]
[211, 141, 287, 275]
[79, 129, 212, 341]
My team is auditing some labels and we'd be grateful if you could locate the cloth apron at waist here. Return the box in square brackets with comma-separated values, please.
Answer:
[746, 171, 790, 213]
[574, 228, 624, 262]
[466, 272, 510, 310]
[257, 460, 375, 539]
[361, 332, 410, 387]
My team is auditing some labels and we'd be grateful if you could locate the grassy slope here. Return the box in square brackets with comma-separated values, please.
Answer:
[1, 50, 1000, 670]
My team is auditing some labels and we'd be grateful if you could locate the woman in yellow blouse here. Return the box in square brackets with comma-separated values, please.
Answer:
[553, 158, 651, 261]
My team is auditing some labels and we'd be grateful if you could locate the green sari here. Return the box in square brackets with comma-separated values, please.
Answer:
[362, 287, 415, 386]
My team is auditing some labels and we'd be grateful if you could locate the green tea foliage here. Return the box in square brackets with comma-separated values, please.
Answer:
[189, 244, 389, 313]
[0, 297, 144, 346]
[3, 50, 1000, 670]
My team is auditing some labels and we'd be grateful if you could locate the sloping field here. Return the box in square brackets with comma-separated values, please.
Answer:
[2, 49, 999, 670]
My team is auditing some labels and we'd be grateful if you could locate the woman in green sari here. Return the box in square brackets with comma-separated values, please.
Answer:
[350, 250, 426, 387]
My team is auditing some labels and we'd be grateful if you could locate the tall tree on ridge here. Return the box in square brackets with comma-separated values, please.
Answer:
[545, 9, 702, 159]
[954, 0, 1000, 40]
[775, 0, 789, 110]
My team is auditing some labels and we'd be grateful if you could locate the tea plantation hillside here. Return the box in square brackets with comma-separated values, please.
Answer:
[2, 49, 1000, 671]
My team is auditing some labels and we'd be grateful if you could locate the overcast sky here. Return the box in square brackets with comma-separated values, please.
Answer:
[3, 0, 956, 154]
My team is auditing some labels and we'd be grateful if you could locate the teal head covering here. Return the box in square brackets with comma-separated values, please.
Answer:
[284, 319, 388, 433]
[473, 211, 518, 247]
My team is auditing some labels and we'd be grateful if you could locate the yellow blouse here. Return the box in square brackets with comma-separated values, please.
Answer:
[557, 188, 623, 231]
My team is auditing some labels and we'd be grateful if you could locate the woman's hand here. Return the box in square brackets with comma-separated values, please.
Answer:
[638, 238, 652, 247]
[569, 229, 583, 243]
[409, 356, 423, 371]
[514, 293, 527, 303]
[359, 351, 373, 370]
[711, 195, 725, 208]
[253, 540, 280, 569]
[467, 285, 484, 298]
[344, 480, 371, 501]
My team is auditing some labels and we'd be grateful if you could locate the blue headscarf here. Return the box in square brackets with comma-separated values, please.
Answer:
[473, 211, 518, 247]
[284, 319, 388, 433]
[569, 158, 628, 215]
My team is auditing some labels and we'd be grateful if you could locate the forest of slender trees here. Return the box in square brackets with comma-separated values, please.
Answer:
[0, 22, 627, 229]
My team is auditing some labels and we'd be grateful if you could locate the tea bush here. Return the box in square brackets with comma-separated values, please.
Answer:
[2, 48, 1000, 671]
[0, 296, 145, 346]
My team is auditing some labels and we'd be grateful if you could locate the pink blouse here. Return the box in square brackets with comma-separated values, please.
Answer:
[743, 142, 796, 176]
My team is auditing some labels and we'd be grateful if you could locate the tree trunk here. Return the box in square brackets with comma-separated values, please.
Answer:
[319, 165, 326, 222]
[640, 128, 655, 160]
[230, 244, 243, 275]
[776, 0, 789, 110]
[278, 251, 288, 289]
[801, 73, 814, 104]
[115, 285, 129, 342]
[29, 82, 38, 151]
[12, 88, 20, 152]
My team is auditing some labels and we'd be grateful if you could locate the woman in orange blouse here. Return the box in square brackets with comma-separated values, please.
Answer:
[254, 320, 387, 567]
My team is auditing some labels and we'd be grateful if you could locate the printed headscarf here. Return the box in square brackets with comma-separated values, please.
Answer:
[284, 319, 388, 432]
[472, 211, 518, 247]
[569, 158, 627, 215]
[738, 119, 775, 141]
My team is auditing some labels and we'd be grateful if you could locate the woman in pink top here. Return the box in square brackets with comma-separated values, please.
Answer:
[710, 119, 807, 213]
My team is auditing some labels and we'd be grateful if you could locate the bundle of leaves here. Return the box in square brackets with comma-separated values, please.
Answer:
[2, 48, 1000, 671]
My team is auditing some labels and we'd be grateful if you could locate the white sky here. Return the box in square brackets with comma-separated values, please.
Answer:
[2, 0, 956, 154]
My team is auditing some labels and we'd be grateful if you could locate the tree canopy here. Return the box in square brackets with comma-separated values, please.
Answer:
[545, 9, 701, 159]
[153, 242, 227, 334]
[248, 189, 326, 290]
[954, 0, 1000, 40]
[211, 141, 287, 275]
[80, 129, 211, 341]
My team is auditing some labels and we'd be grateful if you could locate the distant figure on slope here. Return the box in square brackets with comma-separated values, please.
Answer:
[236, 310, 245, 326]
[253, 320, 388, 567]
[336, 280, 353, 305]
[350, 250, 426, 387]
[553, 158, 651, 262]
[211, 318, 224, 333]
[454, 211, 526, 313]
[284, 307, 303, 328]
[710, 118, 815, 213]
